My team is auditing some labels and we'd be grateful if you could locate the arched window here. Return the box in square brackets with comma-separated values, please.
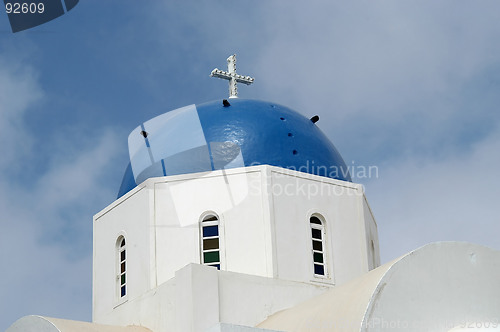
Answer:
[200, 214, 220, 270]
[117, 237, 127, 298]
[310, 216, 326, 277]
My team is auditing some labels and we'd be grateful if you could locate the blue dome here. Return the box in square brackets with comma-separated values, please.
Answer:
[118, 99, 351, 198]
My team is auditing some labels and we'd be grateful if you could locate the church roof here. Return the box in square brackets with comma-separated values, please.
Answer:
[257, 242, 500, 332]
[118, 99, 351, 198]
[7, 316, 151, 332]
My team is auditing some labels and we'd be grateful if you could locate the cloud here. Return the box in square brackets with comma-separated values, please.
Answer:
[113, 1, 500, 264]
[366, 125, 500, 262]
[219, 1, 500, 263]
[0, 56, 120, 329]
[255, 1, 500, 106]
[0, 57, 42, 169]
[0, 128, 120, 328]
[250, 1, 500, 162]
[1, 0, 500, 328]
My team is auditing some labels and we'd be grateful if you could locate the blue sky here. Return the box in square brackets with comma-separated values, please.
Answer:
[1, 0, 500, 329]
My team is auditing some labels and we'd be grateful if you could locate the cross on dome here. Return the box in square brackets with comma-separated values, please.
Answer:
[210, 54, 254, 99]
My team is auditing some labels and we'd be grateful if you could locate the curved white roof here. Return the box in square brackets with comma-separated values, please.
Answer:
[258, 242, 500, 332]
[6, 315, 152, 332]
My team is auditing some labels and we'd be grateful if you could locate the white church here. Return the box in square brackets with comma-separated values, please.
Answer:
[7, 56, 500, 332]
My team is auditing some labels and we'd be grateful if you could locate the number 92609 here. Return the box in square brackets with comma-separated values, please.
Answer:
[5, 2, 45, 14]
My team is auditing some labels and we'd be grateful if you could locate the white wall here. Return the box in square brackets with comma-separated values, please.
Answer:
[153, 168, 271, 283]
[363, 196, 380, 271]
[94, 263, 328, 332]
[92, 165, 379, 325]
[269, 167, 377, 285]
[93, 186, 154, 321]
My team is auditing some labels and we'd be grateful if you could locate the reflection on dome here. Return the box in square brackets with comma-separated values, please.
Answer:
[118, 99, 351, 198]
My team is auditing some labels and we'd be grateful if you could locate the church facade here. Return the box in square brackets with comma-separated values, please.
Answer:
[7, 56, 500, 332]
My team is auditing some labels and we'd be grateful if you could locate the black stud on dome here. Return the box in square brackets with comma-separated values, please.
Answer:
[223, 99, 231, 107]
[310, 115, 319, 123]
[140, 130, 148, 138]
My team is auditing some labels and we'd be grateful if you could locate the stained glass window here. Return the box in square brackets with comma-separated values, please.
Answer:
[201, 214, 220, 270]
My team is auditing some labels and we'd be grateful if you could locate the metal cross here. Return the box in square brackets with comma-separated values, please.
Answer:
[210, 54, 254, 99]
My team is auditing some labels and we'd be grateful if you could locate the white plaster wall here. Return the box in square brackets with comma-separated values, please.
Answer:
[93, 186, 154, 322]
[362, 196, 380, 271]
[218, 269, 329, 327]
[222, 170, 270, 277]
[94, 272, 177, 331]
[93, 167, 275, 324]
[92, 165, 379, 325]
[153, 168, 272, 284]
[95, 264, 328, 332]
[269, 168, 372, 285]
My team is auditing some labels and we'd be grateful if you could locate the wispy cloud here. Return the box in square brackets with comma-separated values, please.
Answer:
[0, 57, 41, 169]
[367, 124, 500, 261]
[0, 55, 120, 329]
[1, 1, 500, 329]
[251, 2, 500, 161]
[247, 1, 500, 262]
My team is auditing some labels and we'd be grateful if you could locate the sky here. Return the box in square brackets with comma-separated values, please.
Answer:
[1, 0, 499, 329]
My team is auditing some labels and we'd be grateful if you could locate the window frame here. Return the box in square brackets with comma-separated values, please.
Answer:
[116, 235, 128, 301]
[199, 212, 222, 270]
[310, 214, 329, 279]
